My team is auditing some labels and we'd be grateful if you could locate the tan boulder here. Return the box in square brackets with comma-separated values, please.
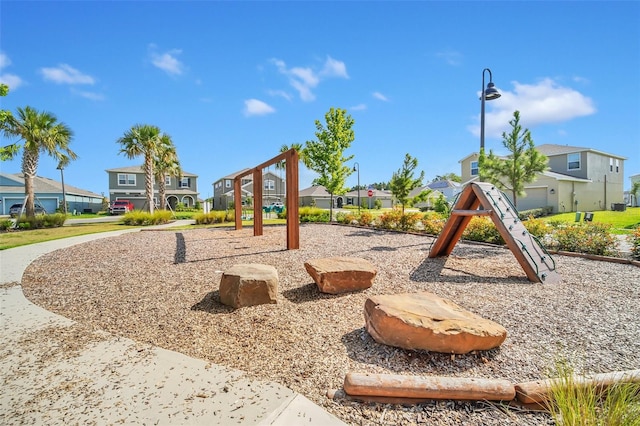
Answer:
[219, 264, 278, 309]
[364, 292, 507, 354]
[304, 257, 377, 294]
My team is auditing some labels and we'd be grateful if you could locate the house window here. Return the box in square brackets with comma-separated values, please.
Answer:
[470, 161, 478, 176]
[567, 153, 581, 170]
[616, 159, 620, 173]
[118, 173, 136, 186]
[610, 158, 614, 172]
[264, 179, 275, 190]
[179, 177, 190, 188]
[241, 178, 251, 185]
[225, 179, 231, 188]
[165, 176, 171, 186]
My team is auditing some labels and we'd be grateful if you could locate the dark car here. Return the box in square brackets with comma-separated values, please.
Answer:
[9, 203, 47, 217]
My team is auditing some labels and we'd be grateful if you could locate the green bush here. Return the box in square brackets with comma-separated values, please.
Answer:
[522, 216, 551, 239]
[399, 212, 421, 231]
[377, 209, 402, 230]
[433, 194, 451, 214]
[194, 211, 228, 225]
[336, 212, 355, 224]
[421, 212, 447, 235]
[518, 206, 553, 220]
[0, 219, 13, 231]
[299, 207, 329, 223]
[122, 210, 172, 226]
[374, 199, 382, 209]
[462, 217, 504, 245]
[15, 213, 66, 230]
[548, 222, 617, 256]
[628, 226, 640, 260]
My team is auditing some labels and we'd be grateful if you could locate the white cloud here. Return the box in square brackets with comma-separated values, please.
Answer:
[270, 56, 348, 102]
[244, 99, 275, 117]
[149, 45, 184, 76]
[71, 88, 105, 101]
[320, 56, 349, 78]
[468, 78, 596, 138]
[0, 52, 11, 69]
[0, 73, 23, 90]
[40, 64, 95, 85]
[373, 92, 388, 101]
[267, 89, 292, 101]
[351, 103, 367, 111]
[436, 49, 463, 66]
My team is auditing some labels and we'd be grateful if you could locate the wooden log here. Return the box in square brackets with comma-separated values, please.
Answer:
[343, 372, 515, 401]
[451, 209, 493, 216]
[515, 369, 640, 404]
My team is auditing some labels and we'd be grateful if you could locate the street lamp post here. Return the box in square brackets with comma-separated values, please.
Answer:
[353, 162, 360, 214]
[57, 164, 67, 215]
[480, 68, 501, 181]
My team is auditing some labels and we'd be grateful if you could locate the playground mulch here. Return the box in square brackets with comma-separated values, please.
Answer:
[21, 223, 640, 426]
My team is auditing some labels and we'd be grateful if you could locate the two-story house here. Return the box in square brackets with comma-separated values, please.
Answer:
[459, 144, 626, 213]
[212, 169, 285, 210]
[106, 166, 199, 210]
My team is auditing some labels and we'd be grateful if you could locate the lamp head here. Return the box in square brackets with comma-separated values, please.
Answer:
[483, 82, 501, 100]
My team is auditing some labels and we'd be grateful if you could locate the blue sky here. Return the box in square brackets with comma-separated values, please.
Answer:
[1, 1, 639, 198]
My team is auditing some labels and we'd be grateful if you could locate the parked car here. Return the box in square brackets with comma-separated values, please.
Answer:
[9, 203, 47, 217]
[109, 199, 135, 215]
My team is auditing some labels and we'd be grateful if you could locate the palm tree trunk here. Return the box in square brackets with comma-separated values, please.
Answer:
[144, 155, 155, 214]
[158, 176, 166, 210]
[21, 150, 39, 217]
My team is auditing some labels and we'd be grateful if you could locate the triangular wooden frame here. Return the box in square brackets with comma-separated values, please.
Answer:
[429, 182, 560, 284]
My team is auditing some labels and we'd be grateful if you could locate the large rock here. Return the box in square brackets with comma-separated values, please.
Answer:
[364, 292, 507, 354]
[304, 257, 377, 294]
[219, 264, 278, 308]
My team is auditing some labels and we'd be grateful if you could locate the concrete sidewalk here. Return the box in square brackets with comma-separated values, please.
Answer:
[0, 222, 346, 425]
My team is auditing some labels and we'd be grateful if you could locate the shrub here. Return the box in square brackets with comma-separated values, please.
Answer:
[336, 212, 355, 224]
[0, 219, 13, 231]
[374, 199, 382, 209]
[194, 211, 227, 225]
[299, 207, 329, 223]
[377, 209, 403, 230]
[518, 206, 553, 220]
[628, 226, 640, 260]
[462, 216, 504, 245]
[522, 216, 551, 239]
[15, 213, 66, 230]
[358, 211, 374, 227]
[548, 222, 618, 256]
[399, 212, 421, 231]
[122, 210, 172, 226]
[433, 194, 451, 214]
[421, 212, 447, 235]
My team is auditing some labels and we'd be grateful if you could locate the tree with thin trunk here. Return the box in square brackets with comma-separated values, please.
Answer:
[479, 110, 548, 207]
[631, 181, 640, 207]
[117, 124, 162, 213]
[2, 106, 76, 217]
[304, 107, 355, 221]
[153, 134, 181, 211]
[389, 153, 430, 214]
[0, 84, 21, 161]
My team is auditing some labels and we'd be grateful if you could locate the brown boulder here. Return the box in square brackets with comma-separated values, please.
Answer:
[304, 257, 376, 294]
[219, 264, 278, 309]
[364, 292, 507, 354]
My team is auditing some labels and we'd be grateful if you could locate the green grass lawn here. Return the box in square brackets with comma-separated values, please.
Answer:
[0, 223, 138, 250]
[542, 207, 640, 234]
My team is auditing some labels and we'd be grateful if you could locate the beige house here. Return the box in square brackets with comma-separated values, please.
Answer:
[299, 186, 393, 209]
[459, 144, 626, 213]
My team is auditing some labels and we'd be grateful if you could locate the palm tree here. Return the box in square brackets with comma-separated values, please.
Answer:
[117, 124, 162, 213]
[153, 134, 181, 211]
[3, 106, 76, 217]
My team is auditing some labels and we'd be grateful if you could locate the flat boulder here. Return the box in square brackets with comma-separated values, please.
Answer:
[364, 292, 507, 354]
[304, 257, 376, 294]
[219, 264, 278, 309]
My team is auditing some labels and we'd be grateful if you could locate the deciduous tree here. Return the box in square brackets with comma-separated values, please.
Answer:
[479, 110, 547, 207]
[304, 107, 355, 221]
[389, 153, 430, 214]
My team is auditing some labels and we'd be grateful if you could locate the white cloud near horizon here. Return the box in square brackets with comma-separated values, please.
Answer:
[40, 64, 95, 85]
[149, 44, 185, 76]
[270, 56, 348, 102]
[468, 78, 596, 138]
[244, 99, 275, 117]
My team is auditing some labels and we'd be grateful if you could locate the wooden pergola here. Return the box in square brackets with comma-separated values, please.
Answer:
[232, 149, 300, 249]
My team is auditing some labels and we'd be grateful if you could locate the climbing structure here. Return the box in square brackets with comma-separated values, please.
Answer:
[429, 182, 560, 284]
